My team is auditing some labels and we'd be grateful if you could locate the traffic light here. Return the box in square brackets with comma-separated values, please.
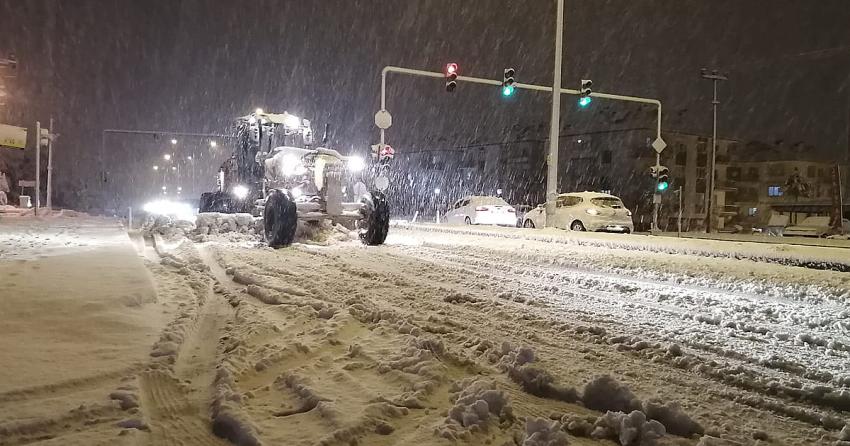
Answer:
[579, 79, 593, 107]
[502, 68, 516, 97]
[445, 63, 458, 92]
[657, 166, 670, 191]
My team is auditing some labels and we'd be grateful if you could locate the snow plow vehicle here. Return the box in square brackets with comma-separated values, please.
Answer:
[199, 111, 389, 247]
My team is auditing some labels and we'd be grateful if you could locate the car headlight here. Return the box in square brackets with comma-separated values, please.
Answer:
[347, 156, 365, 173]
[280, 154, 306, 176]
[232, 185, 249, 199]
[585, 208, 599, 215]
[627, 210, 633, 217]
[283, 113, 301, 130]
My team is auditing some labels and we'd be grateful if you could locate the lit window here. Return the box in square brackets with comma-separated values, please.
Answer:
[748, 207, 758, 216]
[768, 186, 782, 197]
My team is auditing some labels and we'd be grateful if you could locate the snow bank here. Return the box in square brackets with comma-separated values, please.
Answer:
[581, 375, 641, 413]
[520, 417, 570, 446]
[437, 378, 514, 441]
[489, 342, 579, 403]
[591, 410, 665, 446]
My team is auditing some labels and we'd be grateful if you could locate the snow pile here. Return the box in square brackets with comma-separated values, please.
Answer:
[581, 375, 641, 413]
[580, 375, 703, 438]
[591, 410, 666, 446]
[836, 425, 850, 446]
[519, 417, 570, 446]
[437, 378, 514, 441]
[490, 342, 579, 403]
[196, 212, 257, 235]
[142, 214, 196, 240]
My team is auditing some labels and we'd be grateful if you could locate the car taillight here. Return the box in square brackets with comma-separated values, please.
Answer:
[585, 208, 599, 215]
[507, 208, 515, 213]
[476, 206, 489, 211]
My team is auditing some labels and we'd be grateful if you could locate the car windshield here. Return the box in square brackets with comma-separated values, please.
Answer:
[590, 197, 624, 208]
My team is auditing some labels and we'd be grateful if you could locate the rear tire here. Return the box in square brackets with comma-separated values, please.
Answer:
[464, 216, 472, 225]
[359, 191, 390, 245]
[523, 219, 535, 228]
[570, 220, 586, 231]
[264, 189, 297, 248]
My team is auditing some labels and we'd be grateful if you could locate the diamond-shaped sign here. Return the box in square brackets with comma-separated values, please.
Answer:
[652, 137, 667, 154]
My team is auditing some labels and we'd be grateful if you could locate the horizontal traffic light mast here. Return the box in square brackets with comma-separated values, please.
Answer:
[377, 65, 663, 147]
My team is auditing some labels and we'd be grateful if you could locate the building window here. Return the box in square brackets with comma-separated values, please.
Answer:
[807, 166, 816, 178]
[818, 168, 825, 178]
[696, 179, 706, 193]
[768, 186, 782, 197]
[747, 207, 758, 216]
[727, 167, 741, 181]
[675, 149, 686, 166]
[601, 150, 612, 165]
[697, 138, 707, 153]
[768, 164, 785, 177]
[697, 153, 707, 167]
[729, 143, 739, 153]
[745, 167, 760, 181]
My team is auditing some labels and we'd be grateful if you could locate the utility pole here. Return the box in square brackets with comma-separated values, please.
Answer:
[46, 117, 54, 209]
[701, 68, 727, 233]
[35, 121, 41, 215]
[546, 0, 565, 223]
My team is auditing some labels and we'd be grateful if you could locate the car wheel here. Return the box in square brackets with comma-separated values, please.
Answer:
[263, 189, 297, 248]
[359, 191, 390, 245]
[464, 216, 472, 225]
[623, 228, 631, 234]
[523, 219, 535, 228]
[570, 220, 586, 231]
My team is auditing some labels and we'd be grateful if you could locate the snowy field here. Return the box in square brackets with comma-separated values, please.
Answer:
[2, 217, 849, 445]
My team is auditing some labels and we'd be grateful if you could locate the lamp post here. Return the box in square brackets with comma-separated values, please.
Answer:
[701, 68, 727, 233]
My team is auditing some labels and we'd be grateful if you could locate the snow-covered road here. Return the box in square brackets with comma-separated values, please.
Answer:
[3, 218, 849, 446]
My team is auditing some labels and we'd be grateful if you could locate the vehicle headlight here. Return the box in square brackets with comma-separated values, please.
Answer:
[283, 113, 301, 130]
[232, 185, 249, 199]
[291, 187, 303, 199]
[586, 208, 599, 215]
[143, 199, 195, 222]
[627, 210, 633, 217]
[347, 156, 366, 173]
[280, 154, 306, 176]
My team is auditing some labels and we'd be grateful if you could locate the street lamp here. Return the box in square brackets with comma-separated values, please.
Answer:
[700, 68, 728, 233]
[152, 165, 159, 171]
[163, 153, 171, 161]
[209, 140, 217, 148]
[170, 138, 177, 145]
[255, 108, 263, 114]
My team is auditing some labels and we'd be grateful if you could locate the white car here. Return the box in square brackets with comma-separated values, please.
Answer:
[446, 196, 516, 226]
[521, 192, 634, 233]
[783, 216, 850, 237]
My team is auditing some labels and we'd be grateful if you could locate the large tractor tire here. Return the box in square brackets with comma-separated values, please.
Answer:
[359, 191, 390, 246]
[263, 189, 297, 248]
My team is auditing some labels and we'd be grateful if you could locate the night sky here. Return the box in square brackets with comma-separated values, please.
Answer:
[1, 0, 848, 209]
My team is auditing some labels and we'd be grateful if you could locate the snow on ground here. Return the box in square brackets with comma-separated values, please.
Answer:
[3, 218, 849, 445]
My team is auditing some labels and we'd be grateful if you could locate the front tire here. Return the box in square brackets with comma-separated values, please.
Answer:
[264, 189, 297, 248]
[523, 219, 535, 228]
[359, 191, 390, 245]
[570, 220, 586, 231]
[464, 216, 472, 225]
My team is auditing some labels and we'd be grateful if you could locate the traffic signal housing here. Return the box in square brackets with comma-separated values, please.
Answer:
[445, 63, 458, 92]
[579, 79, 593, 107]
[656, 166, 670, 191]
[502, 68, 516, 97]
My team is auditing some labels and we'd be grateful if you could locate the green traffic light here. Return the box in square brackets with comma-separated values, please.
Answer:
[579, 96, 592, 107]
[502, 85, 515, 97]
[657, 182, 669, 191]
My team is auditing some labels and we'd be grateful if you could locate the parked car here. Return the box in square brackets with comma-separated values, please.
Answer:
[521, 191, 634, 233]
[446, 195, 516, 226]
[783, 216, 850, 237]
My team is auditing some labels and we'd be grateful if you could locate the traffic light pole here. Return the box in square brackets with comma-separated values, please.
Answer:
[378, 65, 664, 229]
[35, 121, 41, 215]
[548, 0, 565, 211]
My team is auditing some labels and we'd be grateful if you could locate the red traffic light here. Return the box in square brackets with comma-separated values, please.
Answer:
[446, 63, 458, 76]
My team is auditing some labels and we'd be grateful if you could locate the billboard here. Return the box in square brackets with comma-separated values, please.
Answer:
[0, 123, 27, 149]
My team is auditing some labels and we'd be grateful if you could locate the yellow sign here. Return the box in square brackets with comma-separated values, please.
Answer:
[0, 123, 27, 149]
